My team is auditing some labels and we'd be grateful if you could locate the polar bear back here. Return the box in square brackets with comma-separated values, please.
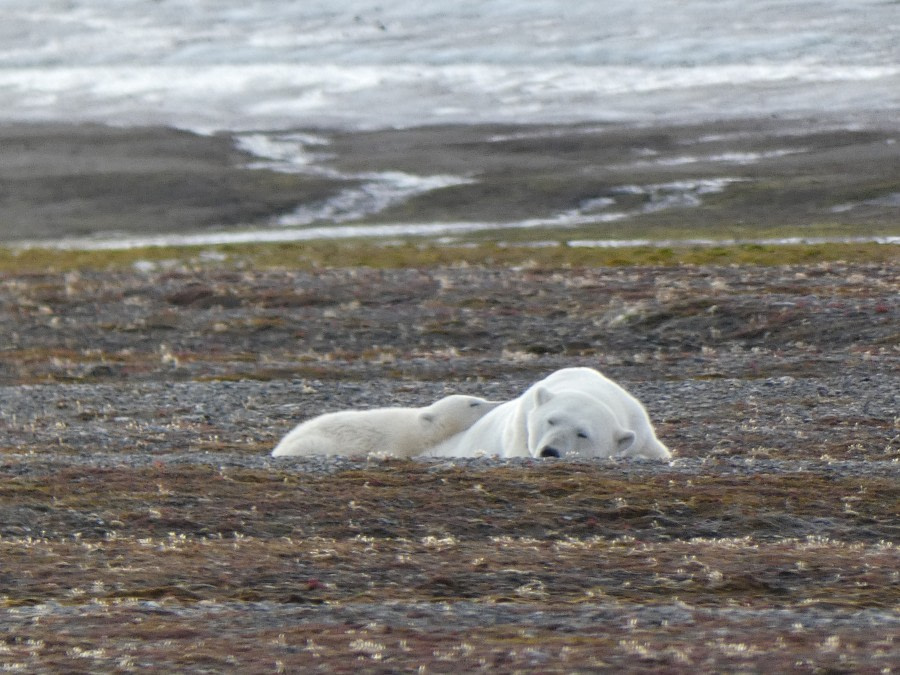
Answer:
[272, 407, 416, 457]
[271, 394, 498, 458]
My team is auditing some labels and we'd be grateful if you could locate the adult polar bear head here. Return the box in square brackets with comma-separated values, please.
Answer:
[425, 367, 672, 460]
[272, 394, 500, 458]
[522, 387, 636, 459]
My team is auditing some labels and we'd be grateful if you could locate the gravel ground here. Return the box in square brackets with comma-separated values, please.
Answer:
[0, 261, 898, 672]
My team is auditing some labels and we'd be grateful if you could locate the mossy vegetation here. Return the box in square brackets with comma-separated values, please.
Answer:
[0, 236, 895, 274]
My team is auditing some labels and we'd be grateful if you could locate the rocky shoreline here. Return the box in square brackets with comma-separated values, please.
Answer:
[3, 117, 900, 245]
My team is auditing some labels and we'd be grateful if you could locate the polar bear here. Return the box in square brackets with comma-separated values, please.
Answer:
[424, 367, 671, 460]
[271, 394, 501, 457]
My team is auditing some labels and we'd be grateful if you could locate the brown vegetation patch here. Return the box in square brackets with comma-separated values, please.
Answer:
[0, 261, 897, 671]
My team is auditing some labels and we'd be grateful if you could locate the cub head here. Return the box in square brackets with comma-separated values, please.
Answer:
[525, 387, 635, 459]
[419, 395, 501, 434]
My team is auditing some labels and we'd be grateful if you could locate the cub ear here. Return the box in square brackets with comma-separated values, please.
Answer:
[534, 387, 554, 406]
[615, 430, 636, 454]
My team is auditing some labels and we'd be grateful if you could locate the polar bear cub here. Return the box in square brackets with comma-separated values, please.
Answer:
[425, 367, 671, 460]
[271, 394, 501, 457]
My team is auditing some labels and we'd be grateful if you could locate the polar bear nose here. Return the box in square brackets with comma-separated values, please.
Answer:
[539, 447, 561, 458]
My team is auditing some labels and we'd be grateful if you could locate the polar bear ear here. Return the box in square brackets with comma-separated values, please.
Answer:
[616, 430, 636, 454]
[534, 387, 554, 406]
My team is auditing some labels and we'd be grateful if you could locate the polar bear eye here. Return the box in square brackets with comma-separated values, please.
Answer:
[576, 430, 589, 439]
[547, 418, 557, 426]
[469, 401, 481, 407]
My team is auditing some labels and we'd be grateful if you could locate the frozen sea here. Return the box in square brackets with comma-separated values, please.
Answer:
[2, 1, 899, 247]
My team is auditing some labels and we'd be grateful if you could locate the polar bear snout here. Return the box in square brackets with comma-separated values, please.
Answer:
[539, 447, 562, 458]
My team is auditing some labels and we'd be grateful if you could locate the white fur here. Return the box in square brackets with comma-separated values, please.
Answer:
[271, 394, 501, 457]
[425, 367, 672, 460]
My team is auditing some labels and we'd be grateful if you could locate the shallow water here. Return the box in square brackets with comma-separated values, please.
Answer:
[2, 0, 898, 132]
[18, 224, 900, 252]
